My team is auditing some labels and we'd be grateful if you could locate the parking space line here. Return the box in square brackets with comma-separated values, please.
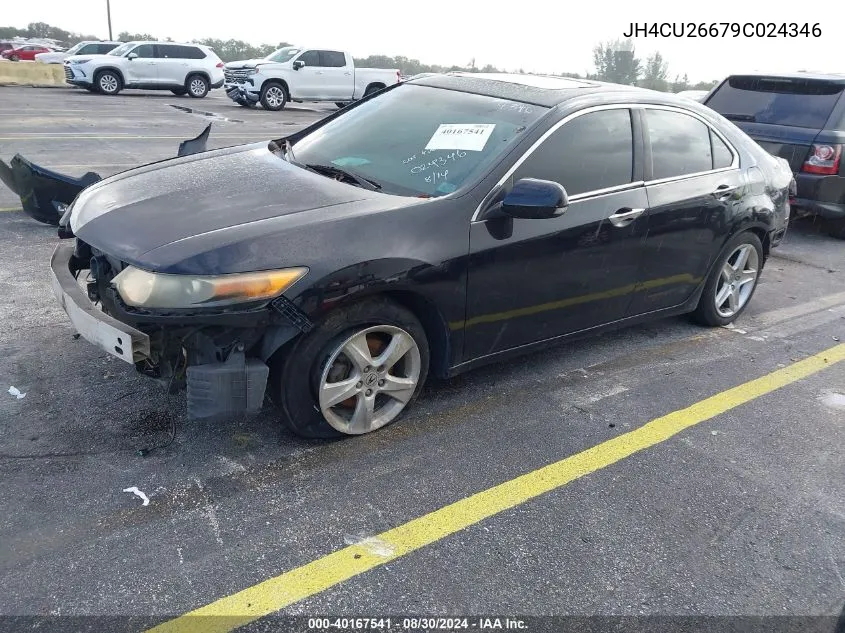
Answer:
[0, 207, 22, 212]
[146, 343, 845, 633]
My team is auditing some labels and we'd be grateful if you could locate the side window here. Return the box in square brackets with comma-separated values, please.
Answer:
[156, 44, 181, 58]
[77, 44, 95, 54]
[132, 44, 155, 58]
[297, 50, 321, 67]
[320, 51, 346, 67]
[514, 109, 634, 196]
[711, 130, 734, 169]
[646, 109, 713, 180]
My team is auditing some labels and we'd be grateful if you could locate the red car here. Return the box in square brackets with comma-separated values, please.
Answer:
[1, 44, 53, 61]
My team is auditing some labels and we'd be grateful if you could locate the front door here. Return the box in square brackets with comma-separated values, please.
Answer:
[124, 44, 158, 85]
[292, 50, 325, 99]
[464, 107, 649, 360]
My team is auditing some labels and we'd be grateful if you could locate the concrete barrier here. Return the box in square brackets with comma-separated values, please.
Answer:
[0, 60, 68, 87]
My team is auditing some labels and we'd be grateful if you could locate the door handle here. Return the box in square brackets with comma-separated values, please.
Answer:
[344, 72, 351, 76]
[713, 184, 738, 201]
[316, 70, 324, 74]
[608, 207, 645, 227]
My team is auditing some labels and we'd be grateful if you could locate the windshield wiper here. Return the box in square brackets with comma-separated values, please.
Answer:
[722, 113, 757, 122]
[306, 163, 381, 191]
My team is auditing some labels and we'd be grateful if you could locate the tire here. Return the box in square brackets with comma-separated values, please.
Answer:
[268, 298, 430, 439]
[9, 54, 19, 62]
[691, 231, 764, 327]
[95, 70, 122, 95]
[171, 87, 187, 96]
[826, 217, 845, 240]
[260, 81, 287, 111]
[186, 74, 209, 98]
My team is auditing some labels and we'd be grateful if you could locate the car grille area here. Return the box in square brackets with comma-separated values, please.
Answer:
[63, 65, 73, 81]
[224, 69, 253, 85]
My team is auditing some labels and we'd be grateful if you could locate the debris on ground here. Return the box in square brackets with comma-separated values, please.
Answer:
[8, 386, 26, 399]
[122, 486, 150, 506]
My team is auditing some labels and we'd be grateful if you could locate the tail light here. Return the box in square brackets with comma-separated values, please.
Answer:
[216, 62, 224, 68]
[801, 144, 842, 175]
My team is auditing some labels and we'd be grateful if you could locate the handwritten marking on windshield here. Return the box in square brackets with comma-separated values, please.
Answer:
[410, 150, 467, 174]
[425, 170, 449, 185]
[498, 102, 534, 114]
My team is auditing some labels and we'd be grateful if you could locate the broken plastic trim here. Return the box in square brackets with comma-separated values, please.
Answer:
[0, 123, 214, 227]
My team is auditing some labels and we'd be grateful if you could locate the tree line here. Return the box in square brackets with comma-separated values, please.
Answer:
[2, 23, 718, 91]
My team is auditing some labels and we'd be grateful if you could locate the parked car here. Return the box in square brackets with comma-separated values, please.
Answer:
[36, 40, 122, 64]
[703, 72, 845, 238]
[50, 72, 793, 439]
[676, 89, 710, 102]
[224, 46, 401, 110]
[63, 41, 224, 97]
[1, 44, 53, 61]
[0, 42, 15, 55]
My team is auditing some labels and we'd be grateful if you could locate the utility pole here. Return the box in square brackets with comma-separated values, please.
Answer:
[106, 0, 113, 40]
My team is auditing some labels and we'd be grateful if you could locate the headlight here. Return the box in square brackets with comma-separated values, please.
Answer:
[69, 58, 89, 64]
[111, 266, 308, 309]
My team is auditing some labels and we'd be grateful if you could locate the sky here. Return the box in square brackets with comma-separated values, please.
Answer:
[4, 0, 839, 83]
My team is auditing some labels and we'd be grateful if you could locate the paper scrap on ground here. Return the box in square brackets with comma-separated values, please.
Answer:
[8, 386, 26, 399]
[425, 123, 495, 151]
[123, 486, 150, 506]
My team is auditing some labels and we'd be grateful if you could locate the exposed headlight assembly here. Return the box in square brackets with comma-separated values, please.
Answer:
[111, 266, 308, 309]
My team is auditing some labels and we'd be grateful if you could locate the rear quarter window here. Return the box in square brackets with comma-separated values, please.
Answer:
[705, 76, 844, 129]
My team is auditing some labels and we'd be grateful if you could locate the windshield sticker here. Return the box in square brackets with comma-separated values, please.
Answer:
[332, 157, 371, 167]
[425, 124, 496, 152]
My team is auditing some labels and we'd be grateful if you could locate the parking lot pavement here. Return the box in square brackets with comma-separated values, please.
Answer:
[1, 86, 844, 630]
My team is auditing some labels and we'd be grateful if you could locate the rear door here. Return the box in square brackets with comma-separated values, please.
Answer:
[704, 75, 845, 172]
[155, 44, 191, 86]
[317, 50, 354, 100]
[626, 106, 743, 316]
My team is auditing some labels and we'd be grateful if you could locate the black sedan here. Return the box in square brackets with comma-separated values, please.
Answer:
[50, 72, 794, 438]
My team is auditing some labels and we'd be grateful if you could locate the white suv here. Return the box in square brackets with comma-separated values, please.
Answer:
[64, 41, 225, 98]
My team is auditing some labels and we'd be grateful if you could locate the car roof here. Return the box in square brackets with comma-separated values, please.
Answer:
[722, 71, 845, 84]
[406, 71, 681, 108]
[127, 40, 205, 47]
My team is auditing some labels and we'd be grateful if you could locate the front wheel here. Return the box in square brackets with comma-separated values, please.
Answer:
[260, 82, 287, 111]
[691, 231, 764, 327]
[9, 54, 19, 62]
[95, 70, 122, 95]
[269, 298, 430, 438]
[186, 75, 209, 98]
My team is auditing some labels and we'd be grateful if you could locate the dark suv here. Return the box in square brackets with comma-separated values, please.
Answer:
[703, 72, 845, 239]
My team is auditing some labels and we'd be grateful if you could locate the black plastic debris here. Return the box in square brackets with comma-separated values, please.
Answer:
[0, 123, 214, 226]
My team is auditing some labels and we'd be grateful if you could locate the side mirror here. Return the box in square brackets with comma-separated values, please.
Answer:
[127, 53, 138, 60]
[500, 178, 568, 219]
[292, 60, 304, 70]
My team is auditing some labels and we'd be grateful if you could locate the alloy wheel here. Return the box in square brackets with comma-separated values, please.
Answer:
[99, 74, 118, 94]
[318, 325, 421, 435]
[714, 243, 759, 318]
[265, 86, 285, 108]
[189, 78, 207, 96]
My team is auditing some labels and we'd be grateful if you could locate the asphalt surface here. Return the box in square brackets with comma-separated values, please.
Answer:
[0, 86, 844, 632]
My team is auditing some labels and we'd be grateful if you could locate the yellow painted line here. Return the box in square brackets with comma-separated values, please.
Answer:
[0, 207, 22, 212]
[147, 343, 845, 633]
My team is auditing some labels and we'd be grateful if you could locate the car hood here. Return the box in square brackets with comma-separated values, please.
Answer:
[225, 59, 270, 69]
[70, 142, 400, 270]
[65, 54, 114, 63]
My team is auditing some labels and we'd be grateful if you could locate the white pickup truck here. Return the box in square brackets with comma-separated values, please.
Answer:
[224, 46, 401, 111]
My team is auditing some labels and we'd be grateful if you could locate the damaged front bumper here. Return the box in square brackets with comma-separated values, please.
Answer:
[225, 85, 260, 107]
[50, 240, 308, 419]
[50, 241, 151, 365]
[0, 124, 213, 226]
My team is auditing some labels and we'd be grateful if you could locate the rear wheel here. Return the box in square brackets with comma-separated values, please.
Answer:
[95, 70, 122, 95]
[260, 82, 287, 111]
[691, 231, 764, 327]
[186, 74, 209, 98]
[269, 298, 429, 438]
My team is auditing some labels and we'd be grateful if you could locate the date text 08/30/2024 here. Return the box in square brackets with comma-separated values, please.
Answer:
[307, 617, 528, 630]
[622, 22, 821, 38]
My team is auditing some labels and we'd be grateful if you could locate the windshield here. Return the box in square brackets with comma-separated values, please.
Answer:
[266, 46, 301, 63]
[108, 42, 135, 57]
[706, 76, 844, 128]
[289, 84, 548, 197]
